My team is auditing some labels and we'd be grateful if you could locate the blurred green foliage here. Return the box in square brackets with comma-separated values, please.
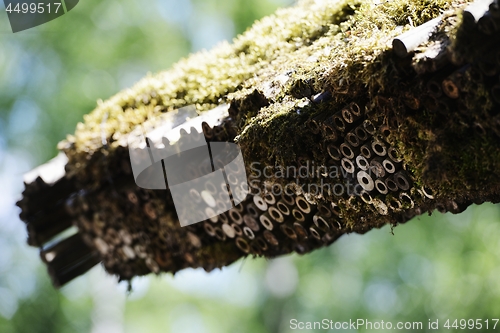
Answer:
[0, 0, 499, 332]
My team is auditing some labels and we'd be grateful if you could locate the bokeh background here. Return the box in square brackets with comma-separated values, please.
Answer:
[1, 1, 500, 332]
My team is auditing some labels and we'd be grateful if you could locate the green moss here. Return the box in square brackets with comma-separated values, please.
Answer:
[66, 0, 462, 160]
[65, 0, 360, 155]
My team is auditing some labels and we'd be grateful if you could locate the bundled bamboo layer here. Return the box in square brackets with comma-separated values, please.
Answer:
[17, 0, 500, 286]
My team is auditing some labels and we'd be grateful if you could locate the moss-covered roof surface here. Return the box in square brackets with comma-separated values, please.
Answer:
[64, 0, 463, 174]
[20, 0, 500, 285]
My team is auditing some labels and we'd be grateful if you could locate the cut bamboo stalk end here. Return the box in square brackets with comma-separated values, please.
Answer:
[463, 0, 494, 28]
[392, 17, 442, 58]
